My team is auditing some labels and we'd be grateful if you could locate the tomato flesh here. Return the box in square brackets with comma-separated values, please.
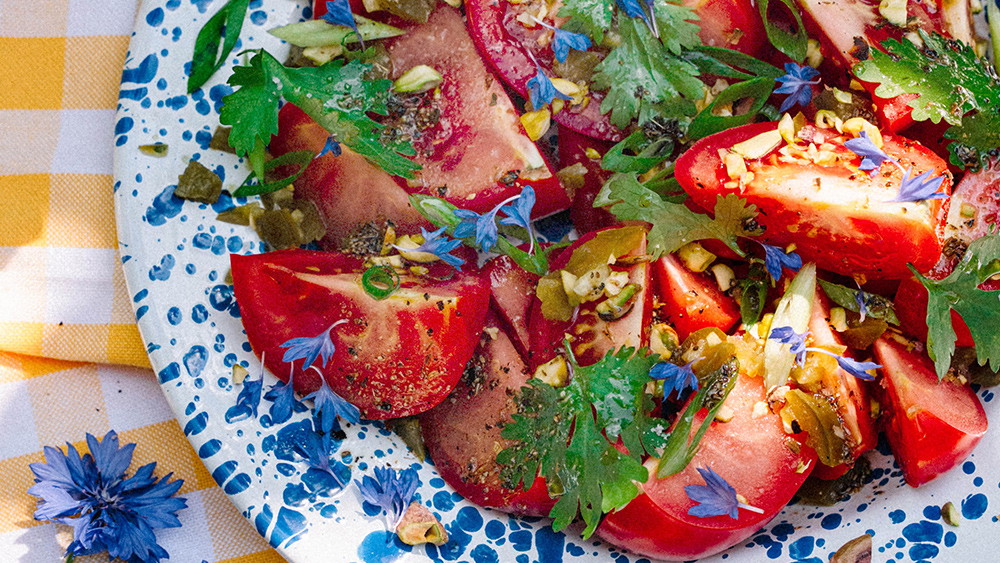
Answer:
[675, 121, 951, 278]
[420, 314, 556, 516]
[680, 0, 767, 56]
[484, 255, 539, 359]
[230, 249, 491, 419]
[652, 253, 740, 341]
[873, 336, 988, 487]
[597, 374, 815, 561]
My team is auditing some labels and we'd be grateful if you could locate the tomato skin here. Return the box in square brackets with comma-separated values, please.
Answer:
[675, 121, 951, 278]
[873, 336, 988, 487]
[680, 0, 767, 56]
[597, 374, 815, 561]
[420, 315, 556, 516]
[230, 249, 491, 419]
[484, 255, 539, 359]
[894, 164, 1000, 347]
[463, 0, 622, 141]
[652, 253, 740, 341]
[527, 228, 652, 369]
[558, 126, 618, 234]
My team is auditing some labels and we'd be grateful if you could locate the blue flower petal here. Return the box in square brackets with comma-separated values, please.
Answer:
[760, 242, 803, 282]
[551, 28, 592, 63]
[844, 131, 891, 172]
[305, 377, 361, 432]
[322, 0, 362, 47]
[891, 167, 948, 203]
[357, 466, 420, 527]
[774, 63, 820, 112]
[394, 226, 465, 270]
[684, 466, 740, 519]
[768, 326, 809, 366]
[526, 65, 571, 110]
[279, 320, 345, 370]
[649, 360, 699, 399]
[318, 136, 341, 157]
[837, 356, 880, 381]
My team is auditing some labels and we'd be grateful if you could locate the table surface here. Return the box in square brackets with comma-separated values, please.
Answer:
[0, 1, 284, 561]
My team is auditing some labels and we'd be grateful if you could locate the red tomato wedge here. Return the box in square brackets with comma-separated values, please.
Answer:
[675, 121, 951, 278]
[873, 336, 988, 487]
[680, 0, 767, 55]
[895, 164, 1000, 347]
[652, 253, 740, 341]
[420, 314, 555, 516]
[230, 249, 490, 419]
[597, 373, 815, 561]
[558, 126, 618, 234]
[484, 255, 539, 359]
[463, 0, 622, 141]
[270, 6, 569, 246]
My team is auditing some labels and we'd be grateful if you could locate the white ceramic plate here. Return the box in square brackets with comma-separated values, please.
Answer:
[113, 1, 1000, 561]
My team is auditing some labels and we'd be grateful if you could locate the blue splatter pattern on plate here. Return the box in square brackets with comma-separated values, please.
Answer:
[112, 1, 1000, 561]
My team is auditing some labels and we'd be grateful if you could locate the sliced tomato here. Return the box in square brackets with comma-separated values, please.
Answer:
[895, 164, 1000, 346]
[675, 121, 951, 278]
[463, 0, 622, 141]
[680, 0, 767, 55]
[873, 336, 988, 487]
[652, 253, 740, 341]
[420, 314, 555, 516]
[230, 249, 490, 419]
[484, 255, 539, 359]
[558, 126, 617, 233]
[597, 373, 815, 561]
[270, 6, 569, 246]
[527, 227, 652, 369]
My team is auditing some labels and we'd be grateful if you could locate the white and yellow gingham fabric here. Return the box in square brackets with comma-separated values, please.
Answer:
[0, 1, 283, 561]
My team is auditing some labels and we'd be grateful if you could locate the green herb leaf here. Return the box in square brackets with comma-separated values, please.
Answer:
[268, 16, 404, 48]
[756, 0, 808, 62]
[188, 0, 250, 93]
[592, 18, 703, 128]
[497, 347, 666, 538]
[557, 0, 613, 44]
[818, 279, 900, 325]
[601, 130, 675, 174]
[853, 31, 1000, 169]
[651, 0, 703, 55]
[594, 173, 762, 257]
[913, 233, 1000, 378]
[656, 365, 738, 478]
[220, 50, 419, 182]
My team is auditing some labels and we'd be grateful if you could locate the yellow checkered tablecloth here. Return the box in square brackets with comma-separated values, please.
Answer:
[0, 1, 284, 561]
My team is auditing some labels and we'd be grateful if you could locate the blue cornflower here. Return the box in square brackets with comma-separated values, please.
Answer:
[768, 326, 809, 366]
[264, 370, 302, 425]
[854, 287, 869, 323]
[808, 348, 881, 381]
[530, 17, 592, 63]
[28, 431, 186, 563]
[684, 466, 763, 519]
[454, 208, 503, 253]
[225, 370, 263, 423]
[499, 185, 537, 250]
[394, 226, 465, 270]
[890, 167, 948, 203]
[356, 466, 420, 528]
[294, 423, 350, 488]
[844, 131, 892, 172]
[526, 65, 572, 110]
[304, 369, 361, 433]
[774, 63, 821, 112]
[279, 319, 348, 370]
[318, 136, 341, 158]
[760, 242, 803, 282]
[322, 0, 363, 48]
[649, 360, 699, 399]
[616, 0, 658, 37]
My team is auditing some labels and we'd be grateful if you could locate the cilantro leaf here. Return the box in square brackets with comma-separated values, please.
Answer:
[652, 0, 703, 55]
[853, 31, 1000, 168]
[913, 233, 1000, 378]
[220, 50, 418, 187]
[594, 173, 762, 257]
[592, 17, 703, 128]
[497, 347, 666, 537]
[557, 0, 613, 44]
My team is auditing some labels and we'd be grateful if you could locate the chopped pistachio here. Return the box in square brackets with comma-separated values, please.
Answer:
[302, 44, 343, 66]
[534, 356, 569, 387]
[393, 65, 443, 93]
[677, 242, 717, 273]
[139, 143, 168, 157]
[731, 129, 782, 160]
[830, 307, 849, 332]
[232, 364, 249, 385]
[942, 501, 961, 526]
[650, 323, 680, 360]
[520, 109, 551, 141]
[724, 151, 748, 179]
[584, 147, 602, 160]
[879, 0, 908, 26]
[217, 203, 264, 226]
[209, 126, 236, 153]
[960, 202, 977, 218]
[711, 263, 736, 292]
[596, 283, 640, 321]
[396, 502, 448, 545]
[806, 38, 824, 68]
[829, 533, 873, 563]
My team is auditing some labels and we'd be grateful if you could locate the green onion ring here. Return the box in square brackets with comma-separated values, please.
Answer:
[362, 265, 400, 300]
